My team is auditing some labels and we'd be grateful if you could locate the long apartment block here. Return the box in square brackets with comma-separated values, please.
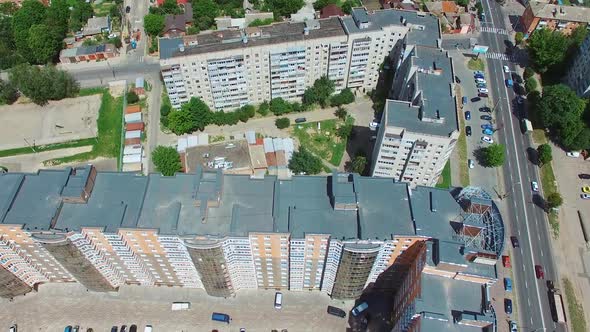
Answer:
[158, 8, 441, 109]
[0, 165, 504, 300]
[371, 44, 459, 187]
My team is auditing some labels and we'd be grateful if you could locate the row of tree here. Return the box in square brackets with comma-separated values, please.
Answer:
[526, 26, 587, 77]
[1, 64, 79, 106]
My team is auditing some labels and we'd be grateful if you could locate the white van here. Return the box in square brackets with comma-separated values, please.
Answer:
[144, 326, 152, 332]
[274, 292, 283, 309]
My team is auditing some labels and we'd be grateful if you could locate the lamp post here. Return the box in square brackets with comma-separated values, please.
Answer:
[495, 182, 521, 200]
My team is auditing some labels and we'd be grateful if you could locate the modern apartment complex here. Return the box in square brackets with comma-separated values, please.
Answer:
[0, 166, 503, 305]
[521, 1, 590, 37]
[370, 44, 459, 187]
[158, 8, 440, 109]
[565, 34, 590, 98]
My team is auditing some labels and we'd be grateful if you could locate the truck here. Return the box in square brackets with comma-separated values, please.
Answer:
[547, 282, 567, 324]
[171, 302, 190, 311]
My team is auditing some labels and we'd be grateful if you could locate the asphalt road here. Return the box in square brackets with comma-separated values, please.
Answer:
[479, 0, 563, 331]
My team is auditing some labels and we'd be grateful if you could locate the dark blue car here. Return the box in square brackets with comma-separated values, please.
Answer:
[465, 111, 471, 120]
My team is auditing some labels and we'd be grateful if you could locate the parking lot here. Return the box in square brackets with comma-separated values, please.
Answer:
[0, 95, 101, 150]
[0, 283, 354, 332]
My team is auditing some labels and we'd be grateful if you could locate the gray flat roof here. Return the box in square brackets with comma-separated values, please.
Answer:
[160, 17, 346, 60]
[386, 46, 458, 137]
[342, 9, 440, 48]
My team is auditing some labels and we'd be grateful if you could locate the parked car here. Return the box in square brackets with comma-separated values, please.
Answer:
[462, 96, 468, 105]
[351, 302, 369, 317]
[468, 159, 475, 169]
[465, 126, 472, 136]
[120, 326, 127, 332]
[9, 325, 17, 332]
[481, 124, 493, 129]
[579, 173, 590, 179]
[481, 136, 493, 144]
[502, 255, 511, 268]
[478, 92, 489, 98]
[510, 320, 518, 332]
[582, 186, 590, 193]
[327, 306, 347, 318]
[531, 181, 539, 192]
[474, 72, 485, 78]
[482, 128, 493, 135]
[516, 96, 525, 104]
[481, 115, 492, 121]
[476, 83, 487, 88]
[480, 106, 491, 113]
[511, 236, 519, 248]
[294, 117, 307, 123]
[465, 111, 471, 120]
[504, 277, 513, 292]
[567, 151, 581, 158]
[111, 327, 118, 332]
[505, 79, 514, 88]
[582, 194, 590, 200]
[505, 298, 513, 314]
[129, 326, 137, 332]
[514, 83, 526, 95]
[64, 327, 72, 332]
[478, 88, 489, 94]
[474, 70, 484, 75]
[72, 327, 79, 332]
[535, 265, 545, 279]
[126, 5, 130, 13]
[475, 78, 487, 84]
[512, 72, 523, 84]
[455, 76, 461, 83]
[503, 65, 510, 73]
[471, 97, 481, 103]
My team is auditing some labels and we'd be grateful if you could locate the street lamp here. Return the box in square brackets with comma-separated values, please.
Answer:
[494, 181, 521, 200]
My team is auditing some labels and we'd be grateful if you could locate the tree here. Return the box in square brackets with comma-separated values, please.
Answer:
[152, 146, 182, 176]
[160, 104, 171, 117]
[192, 0, 219, 30]
[46, 0, 70, 38]
[515, 32, 524, 46]
[257, 101, 270, 116]
[349, 155, 367, 174]
[337, 123, 353, 139]
[265, 0, 304, 17]
[341, 0, 359, 14]
[275, 117, 290, 129]
[546, 192, 563, 210]
[127, 90, 139, 104]
[331, 88, 355, 106]
[480, 144, 505, 167]
[160, 0, 182, 14]
[537, 144, 552, 166]
[474, 1, 483, 14]
[184, 97, 214, 131]
[570, 127, 590, 151]
[187, 26, 200, 35]
[248, 18, 274, 27]
[9, 64, 78, 105]
[167, 109, 196, 134]
[0, 79, 18, 105]
[334, 107, 347, 120]
[270, 97, 292, 115]
[569, 25, 588, 49]
[108, 36, 123, 48]
[288, 147, 323, 174]
[523, 67, 535, 79]
[70, 1, 94, 32]
[28, 24, 62, 64]
[144, 14, 165, 37]
[526, 28, 568, 73]
[456, 0, 468, 7]
[12, 0, 47, 62]
[525, 77, 537, 93]
[313, 0, 337, 11]
[311, 76, 335, 108]
[538, 84, 587, 149]
[0, 2, 18, 15]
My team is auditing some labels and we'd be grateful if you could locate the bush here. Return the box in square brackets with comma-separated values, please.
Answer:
[523, 67, 535, 79]
[525, 77, 538, 92]
[515, 32, 524, 45]
[288, 147, 323, 175]
[330, 88, 355, 106]
[160, 104, 171, 116]
[275, 117, 290, 129]
[546, 192, 563, 210]
[257, 101, 270, 116]
[127, 90, 139, 104]
[0, 79, 18, 105]
[537, 143, 552, 166]
[152, 145, 182, 176]
[480, 144, 505, 167]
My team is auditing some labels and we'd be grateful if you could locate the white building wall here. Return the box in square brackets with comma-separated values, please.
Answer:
[289, 239, 305, 290]
[159, 236, 203, 288]
[321, 239, 342, 294]
[105, 233, 155, 285]
[222, 237, 257, 290]
[366, 241, 393, 286]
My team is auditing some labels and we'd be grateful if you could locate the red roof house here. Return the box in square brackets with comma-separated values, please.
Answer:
[320, 4, 344, 19]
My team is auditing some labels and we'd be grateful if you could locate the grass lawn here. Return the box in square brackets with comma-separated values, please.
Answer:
[292, 117, 352, 167]
[563, 278, 588, 332]
[467, 58, 485, 71]
[44, 89, 123, 168]
[436, 161, 452, 189]
[0, 139, 96, 158]
[532, 129, 547, 144]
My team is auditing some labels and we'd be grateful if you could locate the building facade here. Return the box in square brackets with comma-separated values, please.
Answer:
[158, 8, 440, 109]
[0, 166, 502, 301]
[565, 34, 590, 98]
[521, 1, 590, 37]
[371, 45, 459, 187]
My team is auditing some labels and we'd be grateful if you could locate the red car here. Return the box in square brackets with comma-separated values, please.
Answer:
[535, 265, 544, 279]
[502, 255, 511, 268]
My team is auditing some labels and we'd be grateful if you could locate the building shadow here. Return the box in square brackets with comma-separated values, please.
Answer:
[345, 125, 376, 176]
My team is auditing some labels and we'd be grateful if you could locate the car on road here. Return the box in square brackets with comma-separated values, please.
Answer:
[503, 65, 510, 73]
[295, 117, 307, 123]
[535, 265, 545, 279]
[468, 159, 475, 169]
[465, 111, 471, 120]
[481, 136, 493, 144]
[510, 236, 520, 248]
[510, 321, 518, 332]
[582, 186, 590, 193]
[465, 126, 472, 136]
[482, 128, 493, 135]
[479, 106, 491, 113]
[351, 302, 369, 316]
[327, 305, 347, 318]
[478, 92, 489, 98]
[531, 181, 539, 192]
[481, 115, 492, 121]
[502, 255, 511, 268]
[455, 76, 461, 83]
[478, 88, 489, 94]
[505, 298, 513, 314]
[579, 173, 590, 179]
[581, 193, 590, 200]
[504, 277, 513, 292]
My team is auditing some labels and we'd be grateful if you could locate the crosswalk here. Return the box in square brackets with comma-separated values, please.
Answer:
[138, 56, 144, 63]
[480, 26, 509, 35]
[484, 52, 515, 61]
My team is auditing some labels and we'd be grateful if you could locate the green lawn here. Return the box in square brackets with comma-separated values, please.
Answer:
[292, 117, 352, 167]
[436, 161, 452, 189]
[0, 139, 95, 158]
[44, 89, 123, 168]
[467, 58, 485, 71]
[564, 278, 588, 332]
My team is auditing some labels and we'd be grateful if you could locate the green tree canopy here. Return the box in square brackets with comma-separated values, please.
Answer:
[12, 0, 46, 61]
[480, 144, 505, 167]
[127, 90, 139, 104]
[526, 28, 569, 73]
[70, 1, 94, 32]
[192, 0, 219, 30]
[9, 64, 78, 105]
[270, 97, 293, 115]
[160, 104, 171, 117]
[28, 24, 62, 64]
[537, 143, 552, 166]
[265, 0, 305, 17]
[348, 155, 367, 174]
[515, 32, 524, 45]
[152, 146, 182, 176]
[539, 84, 587, 149]
[330, 88, 355, 107]
[341, 0, 360, 14]
[144, 14, 165, 37]
[0, 79, 18, 105]
[334, 107, 347, 120]
[167, 109, 197, 135]
[313, 0, 337, 11]
[546, 192, 563, 210]
[45, 0, 70, 38]
[257, 101, 270, 116]
[275, 117, 290, 129]
[288, 147, 323, 175]
[525, 77, 537, 93]
[337, 122, 353, 139]
[0, 2, 18, 15]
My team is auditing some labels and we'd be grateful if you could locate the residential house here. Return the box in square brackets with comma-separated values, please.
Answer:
[59, 44, 119, 63]
[83, 16, 112, 37]
[162, 3, 193, 37]
[521, 1, 590, 37]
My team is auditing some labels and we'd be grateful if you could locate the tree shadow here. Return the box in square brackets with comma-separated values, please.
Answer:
[526, 147, 539, 165]
[345, 125, 375, 176]
[532, 193, 547, 211]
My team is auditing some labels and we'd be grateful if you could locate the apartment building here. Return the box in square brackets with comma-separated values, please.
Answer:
[371, 45, 459, 187]
[158, 8, 440, 109]
[521, 1, 590, 37]
[0, 166, 502, 303]
[565, 34, 590, 98]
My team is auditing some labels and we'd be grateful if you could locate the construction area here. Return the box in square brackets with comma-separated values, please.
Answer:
[0, 95, 101, 150]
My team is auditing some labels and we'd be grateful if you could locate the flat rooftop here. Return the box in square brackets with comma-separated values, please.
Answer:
[530, 2, 590, 23]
